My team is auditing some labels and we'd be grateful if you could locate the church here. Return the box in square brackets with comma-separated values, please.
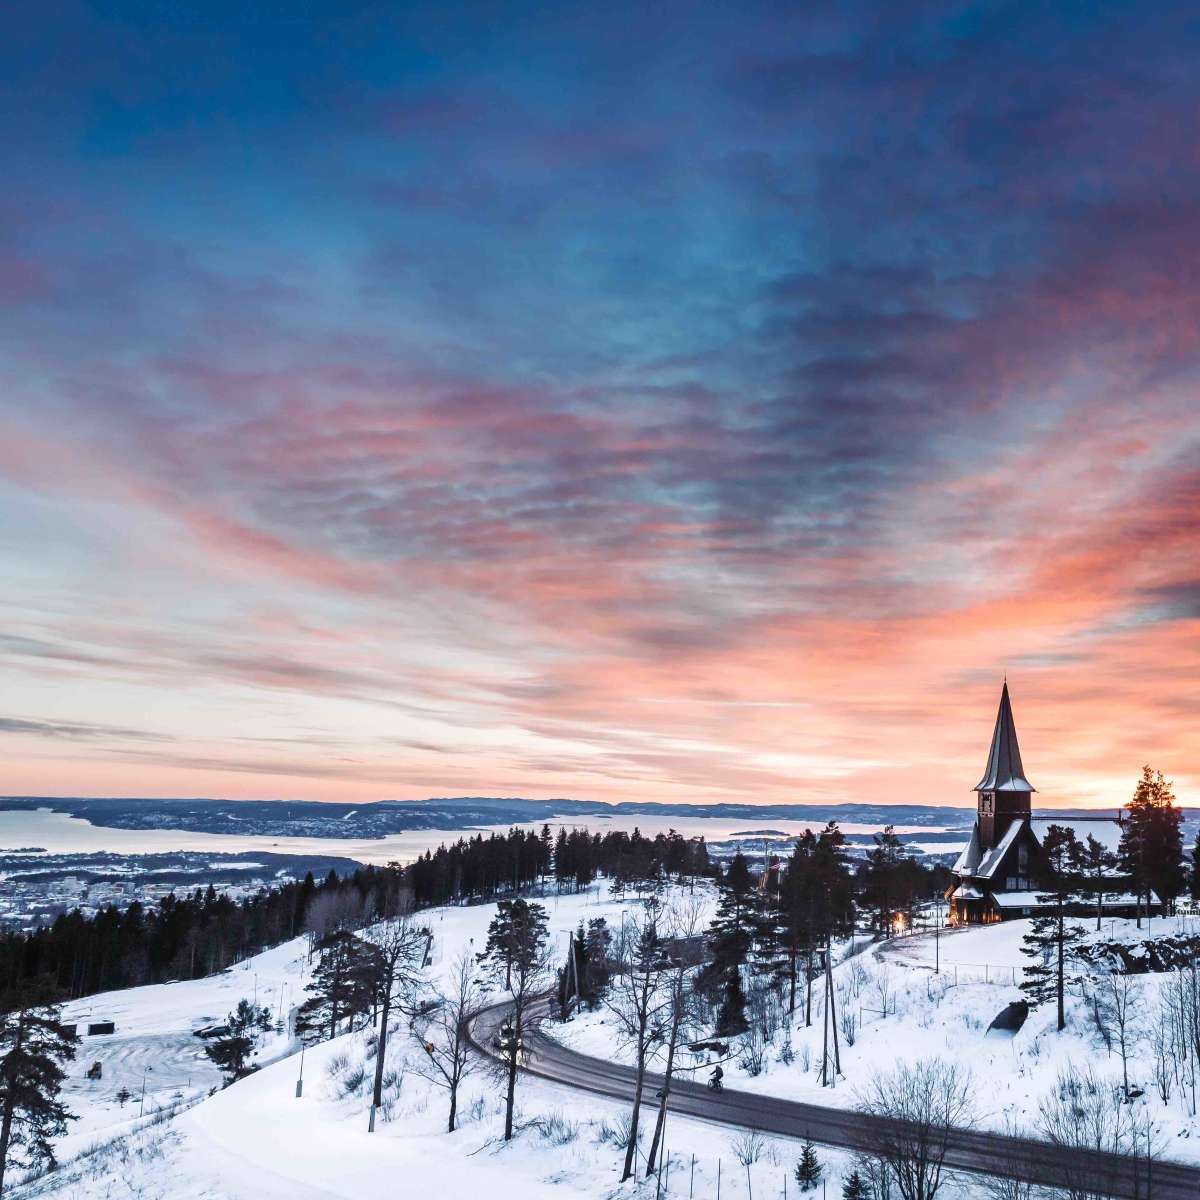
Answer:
[947, 682, 1137, 924]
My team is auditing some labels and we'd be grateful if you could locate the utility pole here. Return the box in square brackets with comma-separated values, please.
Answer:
[819, 944, 842, 1086]
[934, 892, 940, 975]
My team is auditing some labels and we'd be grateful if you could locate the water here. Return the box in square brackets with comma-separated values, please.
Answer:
[0, 807, 966, 868]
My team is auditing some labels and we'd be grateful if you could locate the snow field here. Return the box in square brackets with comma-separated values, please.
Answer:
[18, 884, 1199, 1199]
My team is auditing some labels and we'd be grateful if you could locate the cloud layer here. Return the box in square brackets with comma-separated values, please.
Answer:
[1, 1, 1197, 807]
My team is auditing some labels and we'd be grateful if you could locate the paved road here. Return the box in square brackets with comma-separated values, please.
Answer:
[469, 1000, 1200, 1200]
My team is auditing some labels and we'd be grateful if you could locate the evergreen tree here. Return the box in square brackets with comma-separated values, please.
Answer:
[841, 1169, 869, 1200]
[582, 917, 612, 1005]
[1020, 824, 1085, 1031]
[553, 828, 570, 889]
[478, 898, 550, 1140]
[774, 831, 817, 1016]
[204, 998, 264, 1083]
[861, 825, 906, 932]
[794, 1138, 823, 1192]
[1119, 765, 1185, 921]
[477, 898, 549, 991]
[295, 930, 374, 1042]
[772, 824, 854, 1020]
[556, 924, 588, 1017]
[0, 981, 78, 1197]
[1190, 832, 1200, 903]
[699, 852, 758, 1036]
[1076, 834, 1118, 931]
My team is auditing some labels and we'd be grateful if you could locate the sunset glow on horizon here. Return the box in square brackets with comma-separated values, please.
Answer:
[2, 3, 1198, 810]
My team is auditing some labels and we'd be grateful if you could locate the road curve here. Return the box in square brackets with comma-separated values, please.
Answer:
[469, 1000, 1200, 1200]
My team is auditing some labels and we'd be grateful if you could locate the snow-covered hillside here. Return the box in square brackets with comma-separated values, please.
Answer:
[21, 884, 846, 1200]
[13, 886, 1200, 1200]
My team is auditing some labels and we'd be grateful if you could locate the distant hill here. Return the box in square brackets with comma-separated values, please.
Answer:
[0, 794, 985, 839]
[4, 795, 1194, 843]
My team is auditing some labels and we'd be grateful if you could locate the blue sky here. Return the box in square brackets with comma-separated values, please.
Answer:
[1, 1, 1197, 806]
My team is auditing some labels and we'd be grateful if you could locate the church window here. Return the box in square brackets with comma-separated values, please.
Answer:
[980, 792, 994, 814]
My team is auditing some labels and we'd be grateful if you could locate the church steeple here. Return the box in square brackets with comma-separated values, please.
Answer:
[974, 681, 1034, 850]
[974, 680, 1035, 795]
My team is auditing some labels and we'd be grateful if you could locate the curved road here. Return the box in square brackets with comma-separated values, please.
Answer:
[470, 1000, 1200, 1200]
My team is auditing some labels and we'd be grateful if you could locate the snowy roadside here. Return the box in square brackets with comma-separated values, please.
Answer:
[551, 915, 1200, 1166]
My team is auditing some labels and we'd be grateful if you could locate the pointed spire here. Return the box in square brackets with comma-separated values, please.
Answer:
[974, 680, 1035, 793]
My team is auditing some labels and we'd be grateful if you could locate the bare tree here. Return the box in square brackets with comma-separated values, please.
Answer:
[1161, 963, 1200, 1114]
[304, 887, 369, 948]
[645, 896, 704, 1177]
[852, 1151, 894, 1200]
[365, 908, 429, 1132]
[1090, 971, 1141, 1097]
[415, 950, 482, 1131]
[856, 1058, 976, 1200]
[978, 1116, 1037, 1200]
[604, 900, 670, 1180]
[1036, 1063, 1132, 1200]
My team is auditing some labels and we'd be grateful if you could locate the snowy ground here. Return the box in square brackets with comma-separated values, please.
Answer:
[17, 885, 1196, 1200]
[18, 883, 872, 1200]
[556, 913, 1200, 1167]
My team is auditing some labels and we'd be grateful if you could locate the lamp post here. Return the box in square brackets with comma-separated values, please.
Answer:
[295, 1042, 306, 1098]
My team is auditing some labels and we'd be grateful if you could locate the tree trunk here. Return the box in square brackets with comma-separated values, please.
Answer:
[788, 948, 797, 1014]
[621, 1042, 647, 1181]
[448, 1085, 457, 1133]
[503, 1009, 520, 1140]
[0, 1089, 13, 1200]
[805, 946, 814, 1027]
[0, 1010, 26, 1199]
[370, 966, 393, 1120]
[1056, 905, 1065, 1032]
[646, 1005, 680, 1175]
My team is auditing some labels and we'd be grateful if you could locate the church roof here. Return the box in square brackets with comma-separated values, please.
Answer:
[1030, 817, 1121, 854]
[973, 818, 1028, 879]
[952, 822, 981, 875]
[974, 681, 1035, 793]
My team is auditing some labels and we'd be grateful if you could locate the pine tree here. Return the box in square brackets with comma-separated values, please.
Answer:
[204, 998, 263, 1083]
[477, 898, 548, 990]
[556, 924, 588, 1017]
[700, 852, 758, 1036]
[774, 832, 817, 1016]
[1076, 834, 1118, 931]
[0, 981, 79, 1197]
[1190, 832, 1200, 902]
[841, 1169, 869, 1200]
[582, 917, 612, 1005]
[295, 929, 374, 1042]
[1020, 824, 1085, 1031]
[1120, 765, 1185, 921]
[794, 1138, 823, 1192]
[862, 825, 905, 932]
[478, 898, 549, 1140]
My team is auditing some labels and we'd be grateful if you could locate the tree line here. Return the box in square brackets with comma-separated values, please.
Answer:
[0, 825, 710, 1004]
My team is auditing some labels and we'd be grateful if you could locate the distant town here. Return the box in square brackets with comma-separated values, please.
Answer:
[0, 848, 362, 931]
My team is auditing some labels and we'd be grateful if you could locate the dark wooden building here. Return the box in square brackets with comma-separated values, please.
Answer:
[948, 682, 1147, 924]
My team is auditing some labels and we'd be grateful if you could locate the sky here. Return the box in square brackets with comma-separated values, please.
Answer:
[1, 1, 1197, 811]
